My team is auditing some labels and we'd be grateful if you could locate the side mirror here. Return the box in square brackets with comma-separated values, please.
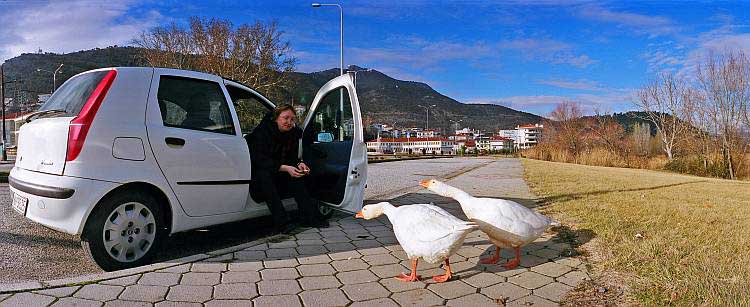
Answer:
[316, 132, 334, 143]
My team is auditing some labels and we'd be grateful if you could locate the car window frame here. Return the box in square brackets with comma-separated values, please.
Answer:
[156, 75, 237, 136]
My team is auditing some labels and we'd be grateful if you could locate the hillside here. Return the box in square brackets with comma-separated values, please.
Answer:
[2, 46, 545, 132]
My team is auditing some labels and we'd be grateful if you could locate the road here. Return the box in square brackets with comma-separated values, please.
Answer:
[0, 157, 494, 283]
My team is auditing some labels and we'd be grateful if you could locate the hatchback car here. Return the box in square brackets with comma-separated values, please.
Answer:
[10, 67, 367, 271]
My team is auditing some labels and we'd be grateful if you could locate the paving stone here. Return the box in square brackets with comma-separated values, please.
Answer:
[34, 285, 81, 297]
[296, 239, 326, 246]
[546, 242, 571, 251]
[331, 259, 369, 271]
[349, 298, 399, 307]
[266, 248, 299, 259]
[328, 250, 362, 260]
[252, 295, 302, 307]
[0, 293, 55, 307]
[362, 253, 400, 266]
[325, 242, 357, 252]
[533, 282, 573, 302]
[296, 245, 328, 255]
[191, 262, 227, 272]
[336, 269, 379, 284]
[530, 262, 572, 278]
[297, 263, 336, 276]
[299, 288, 351, 307]
[74, 284, 124, 301]
[450, 260, 478, 276]
[263, 258, 299, 268]
[519, 255, 548, 268]
[391, 289, 445, 306]
[446, 293, 496, 306]
[166, 285, 213, 303]
[370, 264, 408, 278]
[257, 279, 301, 295]
[204, 253, 233, 263]
[554, 257, 583, 268]
[299, 276, 342, 290]
[243, 243, 268, 251]
[204, 300, 253, 307]
[378, 278, 427, 293]
[50, 297, 102, 307]
[100, 275, 141, 286]
[481, 282, 531, 301]
[228, 261, 263, 272]
[508, 294, 557, 307]
[358, 247, 390, 255]
[103, 300, 152, 307]
[259, 268, 299, 280]
[320, 230, 347, 237]
[118, 285, 169, 302]
[155, 302, 201, 307]
[557, 270, 589, 287]
[322, 236, 351, 243]
[181, 272, 221, 285]
[157, 264, 191, 274]
[234, 250, 266, 261]
[352, 240, 382, 249]
[341, 282, 390, 301]
[221, 270, 261, 283]
[375, 236, 398, 244]
[508, 271, 554, 290]
[462, 272, 505, 288]
[268, 240, 297, 248]
[138, 272, 181, 286]
[295, 233, 322, 240]
[297, 254, 332, 264]
[426, 280, 477, 299]
[456, 246, 485, 258]
[521, 243, 545, 253]
[390, 250, 409, 260]
[384, 244, 404, 252]
[213, 283, 259, 300]
[530, 248, 560, 260]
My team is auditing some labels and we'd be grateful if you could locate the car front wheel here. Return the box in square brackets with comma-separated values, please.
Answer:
[81, 190, 165, 271]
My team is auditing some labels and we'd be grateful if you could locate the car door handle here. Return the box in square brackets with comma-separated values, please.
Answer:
[165, 137, 185, 146]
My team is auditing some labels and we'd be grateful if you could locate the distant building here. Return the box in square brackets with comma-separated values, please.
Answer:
[366, 137, 457, 155]
[489, 136, 514, 151]
[515, 124, 543, 149]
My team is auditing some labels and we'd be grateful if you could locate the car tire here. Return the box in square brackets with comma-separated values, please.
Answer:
[81, 190, 166, 271]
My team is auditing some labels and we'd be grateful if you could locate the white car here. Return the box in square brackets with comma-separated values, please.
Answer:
[10, 67, 367, 271]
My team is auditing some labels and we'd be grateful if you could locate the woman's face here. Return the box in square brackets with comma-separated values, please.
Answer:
[275, 109, 297, 132]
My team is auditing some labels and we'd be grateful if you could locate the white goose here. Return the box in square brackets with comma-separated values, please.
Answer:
[355, 202, 478, 282]
[420, 179, 559, 269]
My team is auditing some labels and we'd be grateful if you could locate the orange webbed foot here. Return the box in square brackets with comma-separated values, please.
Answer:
[432, 273, 451, 283]
[395, 273, 420, 282]
[502, 259, 520, 269]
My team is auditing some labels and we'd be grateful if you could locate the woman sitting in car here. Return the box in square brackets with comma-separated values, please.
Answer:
[246, 104, 329, 233]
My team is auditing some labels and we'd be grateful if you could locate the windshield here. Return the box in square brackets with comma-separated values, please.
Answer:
[39, 70, 109, 116]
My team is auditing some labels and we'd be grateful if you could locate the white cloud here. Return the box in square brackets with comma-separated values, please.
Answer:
[498, 38, 597, 68]
[0, 0, 163, 61]
[464, 89, 635, 116]
[577, 5, 679, 37]
[537, 79, 605, 91]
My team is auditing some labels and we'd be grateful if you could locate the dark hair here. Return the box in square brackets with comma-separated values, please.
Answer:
[273, 104, 296, 120]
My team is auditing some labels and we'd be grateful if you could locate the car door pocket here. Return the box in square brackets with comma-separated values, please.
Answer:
[165, 137, 186, 147]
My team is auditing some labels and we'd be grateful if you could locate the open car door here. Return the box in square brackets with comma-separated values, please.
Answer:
[301, 74, 367, 214]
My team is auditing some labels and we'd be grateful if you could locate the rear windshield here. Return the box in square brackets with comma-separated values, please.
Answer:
[39, 70, 109, 116]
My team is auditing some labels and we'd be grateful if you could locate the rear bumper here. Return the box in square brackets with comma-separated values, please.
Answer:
[8, 167, 118, 235]
[9, 176, 75, 199]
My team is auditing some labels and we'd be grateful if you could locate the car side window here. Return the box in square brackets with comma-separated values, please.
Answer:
[225, 84, 271, 135]
[157, 76, 236, 135]
[307, 87, 354, 143]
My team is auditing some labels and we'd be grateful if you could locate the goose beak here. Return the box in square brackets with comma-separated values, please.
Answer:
[419, 179, 431, 188]
[355, 211, 364, 218]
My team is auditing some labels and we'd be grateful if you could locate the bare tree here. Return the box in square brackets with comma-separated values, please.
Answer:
[697, 50, 750, 179]
[133, 16, 297, 114]
[547, 101, 587, 161]
[635, 72, 692, 161]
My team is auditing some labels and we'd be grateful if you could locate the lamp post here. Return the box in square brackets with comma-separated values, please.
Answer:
[417, 104, 436, 132]
[312, 3, 344, 140]
[37, 63, 64, 93]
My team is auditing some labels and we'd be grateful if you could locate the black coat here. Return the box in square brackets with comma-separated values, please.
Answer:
[246, 112, 302, 175]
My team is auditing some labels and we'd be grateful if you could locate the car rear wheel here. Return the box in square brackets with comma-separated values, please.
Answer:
[81, 190, 165, 271]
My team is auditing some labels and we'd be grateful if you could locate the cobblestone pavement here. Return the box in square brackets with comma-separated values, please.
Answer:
[0, 158, 589, 306]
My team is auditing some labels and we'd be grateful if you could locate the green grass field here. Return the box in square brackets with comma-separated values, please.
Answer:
[522, 159, 750, 306]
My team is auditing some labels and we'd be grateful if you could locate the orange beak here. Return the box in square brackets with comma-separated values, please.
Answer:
[419, 179, 431, 188]
[355, 211, 364, 218]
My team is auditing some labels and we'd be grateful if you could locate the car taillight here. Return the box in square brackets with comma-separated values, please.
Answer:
[66, 70, 117, 161]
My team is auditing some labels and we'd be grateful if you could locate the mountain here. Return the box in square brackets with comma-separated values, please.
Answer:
[2, 47, 545, 133]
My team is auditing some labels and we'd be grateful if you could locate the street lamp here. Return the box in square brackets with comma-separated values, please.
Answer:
[417, 104, 436, 132]
[37, 63, 64, 93]
[312, 3, 344, 140]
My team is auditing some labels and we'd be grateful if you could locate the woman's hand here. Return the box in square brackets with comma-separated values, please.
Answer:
[281, 165, 305, 178]
[297, 162, 311, 175]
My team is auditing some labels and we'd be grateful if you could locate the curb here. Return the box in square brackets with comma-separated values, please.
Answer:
[0, 233, 287, 294]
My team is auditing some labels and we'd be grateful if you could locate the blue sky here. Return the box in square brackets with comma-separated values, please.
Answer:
[3, 1, 750, 116]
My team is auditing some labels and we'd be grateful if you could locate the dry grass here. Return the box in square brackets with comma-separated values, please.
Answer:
[522, 158, 750, 306]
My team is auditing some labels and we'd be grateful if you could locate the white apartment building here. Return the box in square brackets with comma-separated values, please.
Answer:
[366, 137, 457, 155]
[515, 124, 543, 149]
